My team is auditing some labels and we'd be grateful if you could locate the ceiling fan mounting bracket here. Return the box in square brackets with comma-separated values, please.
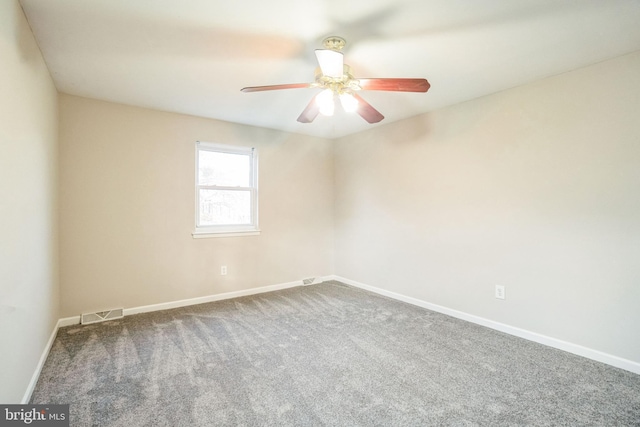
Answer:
[322, 36, 346, 51]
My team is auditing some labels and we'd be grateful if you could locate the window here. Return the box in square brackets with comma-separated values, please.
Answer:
[193, 142, 259, 237]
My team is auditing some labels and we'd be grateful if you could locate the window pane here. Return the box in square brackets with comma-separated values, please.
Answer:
[198, 150, 250, 187]
[199, 189, 251, 225]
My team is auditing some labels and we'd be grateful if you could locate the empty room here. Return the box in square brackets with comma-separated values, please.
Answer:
[2, 0, 639, 425]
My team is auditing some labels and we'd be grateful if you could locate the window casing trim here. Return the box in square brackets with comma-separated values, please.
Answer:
[193, 141, 259, 237]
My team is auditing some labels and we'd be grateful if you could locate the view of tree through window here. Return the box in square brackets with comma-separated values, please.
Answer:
[198, 190, 251, 225]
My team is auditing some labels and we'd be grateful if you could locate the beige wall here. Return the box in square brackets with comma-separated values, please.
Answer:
[59, 95, 334, 317]
[0, 1, 59, 403]
[334, 51, 640, 363]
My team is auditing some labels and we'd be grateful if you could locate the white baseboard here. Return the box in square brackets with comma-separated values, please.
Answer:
[21, 318, 64, 404]
[327, 275, 640, 375]
[123, 279, 308, 316]
[58, 315, 81, 327]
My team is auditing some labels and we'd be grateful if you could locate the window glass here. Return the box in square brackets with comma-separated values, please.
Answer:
[198, 189, 251, 225]
[198, 151, 250, 187]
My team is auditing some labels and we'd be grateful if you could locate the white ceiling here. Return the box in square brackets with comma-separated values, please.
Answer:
[19, 0, 640, 139]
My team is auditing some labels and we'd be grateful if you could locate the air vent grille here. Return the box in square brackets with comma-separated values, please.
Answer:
[81, 308, 124, 325]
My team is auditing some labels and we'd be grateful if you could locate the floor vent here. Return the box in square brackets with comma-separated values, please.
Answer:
[81, 308, 124, 325]
[302, 277, 315, 285]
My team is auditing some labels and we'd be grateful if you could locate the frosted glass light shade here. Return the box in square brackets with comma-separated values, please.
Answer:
[316, 89, 335, 116]
[340, 92, 358, 112]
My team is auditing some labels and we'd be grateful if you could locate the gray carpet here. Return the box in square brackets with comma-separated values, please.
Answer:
[31, 281, 640, 426]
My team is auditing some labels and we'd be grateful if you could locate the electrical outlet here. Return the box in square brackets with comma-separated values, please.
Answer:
[221, 266, 227, 276]
[495, 285, 505, 300]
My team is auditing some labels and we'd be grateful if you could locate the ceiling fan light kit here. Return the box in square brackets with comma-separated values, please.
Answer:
[316, 89, 335, 116]
[339, 92, 358, 113]
[241, 36, 430, 124]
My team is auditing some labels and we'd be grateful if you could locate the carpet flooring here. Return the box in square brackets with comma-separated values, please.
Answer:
[31, 281, 640, 426]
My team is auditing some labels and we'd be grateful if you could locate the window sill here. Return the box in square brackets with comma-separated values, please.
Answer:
[192, 229, 261, 239]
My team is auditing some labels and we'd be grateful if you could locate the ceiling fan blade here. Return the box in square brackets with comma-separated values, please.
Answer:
[315, 49, 344, 78]
[352, 93, 384, 124]
[297, 95, 320, 123]
[241, 83, 311, 92]
[357, 78, 430, 93]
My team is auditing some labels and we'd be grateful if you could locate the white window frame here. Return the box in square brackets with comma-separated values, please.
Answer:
[192, 141, 259, 238]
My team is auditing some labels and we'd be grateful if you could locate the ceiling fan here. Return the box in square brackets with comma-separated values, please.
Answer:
[241, 36, 430, 124]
